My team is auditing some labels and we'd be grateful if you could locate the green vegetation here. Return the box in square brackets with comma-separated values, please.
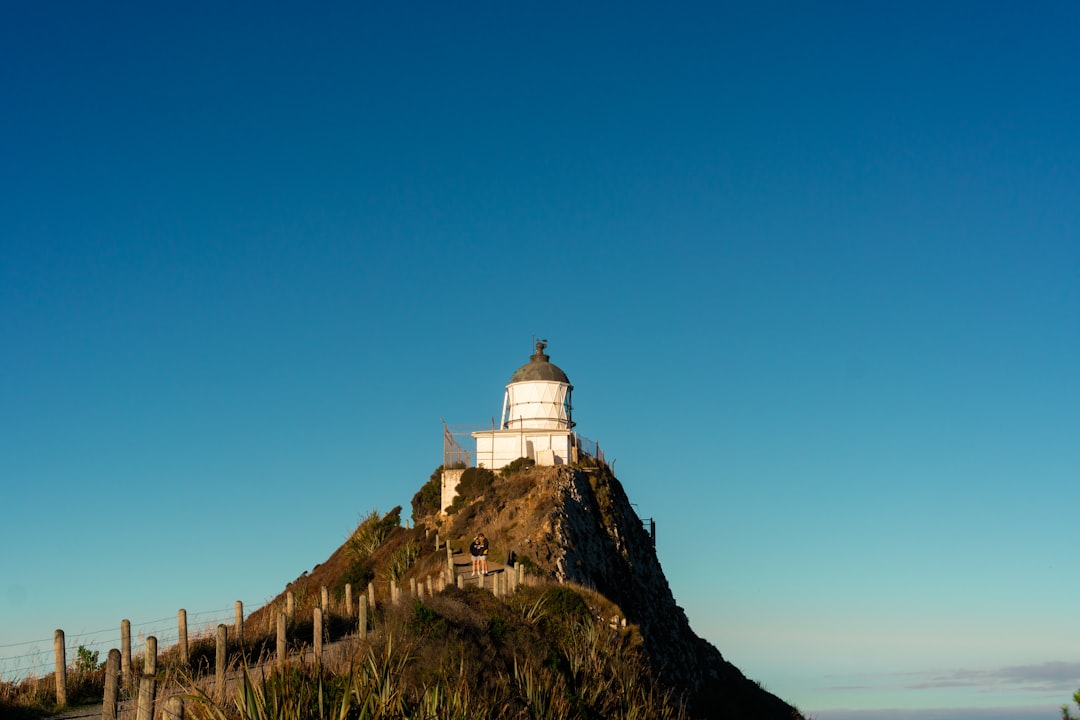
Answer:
[410, 466, 443, 520]
[384, 541, 421, 582]
[347, 508, 401, 558]
[336, 507, 402, 600]
[179, 583, 687, 720]
[1062, 689, 1080, 719]
[1, 577, 684, 720]
[74, 646, 102, 674]
[1, 459, 804, 720]
[0, 647, 108, 718]
[446, 467, 495, 514]
[336, 558, 374, 603]
[500, 456, 535, 477]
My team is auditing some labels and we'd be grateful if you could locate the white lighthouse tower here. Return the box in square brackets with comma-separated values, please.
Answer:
[473, 340, 576, 470]
[441, 340, 588, 513]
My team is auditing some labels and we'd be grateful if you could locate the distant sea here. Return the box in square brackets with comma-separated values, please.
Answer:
[811, 707, 1053, 720]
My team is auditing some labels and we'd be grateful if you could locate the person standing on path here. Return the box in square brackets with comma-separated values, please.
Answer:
[470, 533, 489, 576]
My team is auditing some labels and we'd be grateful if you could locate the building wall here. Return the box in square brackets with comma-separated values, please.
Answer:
[440, 467, 465, 514]
[473, 429, 573, 470]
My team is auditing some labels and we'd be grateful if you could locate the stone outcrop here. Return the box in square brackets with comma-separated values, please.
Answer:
[439, 462, 801, 719]
[549, 464, 796, 719]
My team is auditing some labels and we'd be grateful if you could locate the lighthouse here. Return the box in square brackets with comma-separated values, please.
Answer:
[473, 340, 577, 470]
[441, 340, 590, 513]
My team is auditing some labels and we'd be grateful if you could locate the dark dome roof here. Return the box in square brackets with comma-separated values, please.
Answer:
[508, 341, 571, 385]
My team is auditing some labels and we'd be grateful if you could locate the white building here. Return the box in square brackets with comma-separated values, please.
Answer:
[440, 340, 581, 513]
[472, 340, 576, 470]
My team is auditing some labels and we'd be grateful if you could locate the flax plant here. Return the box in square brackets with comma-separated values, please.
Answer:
[170, 592, 690, 720]
[512, 658, 570, 720]
[384, 543, 421, 583]
[349, 510, 393, 559]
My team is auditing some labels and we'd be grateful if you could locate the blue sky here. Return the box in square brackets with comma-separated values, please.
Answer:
[2, 2, 1079, 716]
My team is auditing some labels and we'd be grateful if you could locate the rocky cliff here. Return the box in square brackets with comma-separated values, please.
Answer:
[432, 461, 801, 719]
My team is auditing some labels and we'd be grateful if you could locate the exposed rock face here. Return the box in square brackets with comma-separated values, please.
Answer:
[428, 460, 801, 719]
[546, 464, 797, 720]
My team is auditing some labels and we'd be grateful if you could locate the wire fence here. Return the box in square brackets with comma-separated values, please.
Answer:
[2, 556, 553, 715]
[441, 425, 606, 469]
[0, 604, 244, 682]
[573, 432, 605, 464]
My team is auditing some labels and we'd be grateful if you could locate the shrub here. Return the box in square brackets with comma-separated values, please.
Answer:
[385, 542, 421, 582]
[459, 467, 495, 497]
[1062, 688, 1080, 719]
[409, 600, 448, 638]
[448, 468, 495, 515]
[411, 467, 443, 520]
[500, 456, 535, 477]
[336, 557, 374, 599]
[74, 645, 102, 673]
[538, 586, 590, 635]
[488, 616, 511, 642]
[348, 507, 402, 559]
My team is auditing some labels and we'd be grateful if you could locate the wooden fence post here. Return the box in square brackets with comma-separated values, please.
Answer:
[235, 600, 244, 644]
[103, 648, 121, 720]
[53, 629, 66, 708]
[286, 591, 294, 619]
[215, 624, 227, 703]
[121, 619, 132, 688]
[456, 573, 464, 589]
[345, 583, 353, 617]
[141, 636, 157, 720]
[146, 635, 158, 675]
[276, 613, 287, 671]
[409, 578, 417, 598]
[321, 586, 329, 612]
[313, 608, 323, 663]
[136, 675, 155, 720]
[164, 696, 184, 720]
[367, 583, 375, 612]
[358, 596, 368, 640]
[178, 609, 189, 665]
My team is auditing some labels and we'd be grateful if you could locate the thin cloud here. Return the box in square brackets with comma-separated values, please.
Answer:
[823, 661, 1080, 695]
[817, 708, 1051, 720]
[906, 662, 1080, 694]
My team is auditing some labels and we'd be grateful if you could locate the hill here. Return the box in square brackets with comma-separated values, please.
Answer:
[245, 458, 805, 720]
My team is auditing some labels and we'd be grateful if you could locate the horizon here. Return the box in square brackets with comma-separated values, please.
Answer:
[3, 1, 1079, 715]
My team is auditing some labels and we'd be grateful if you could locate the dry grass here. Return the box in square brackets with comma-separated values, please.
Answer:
[1, 464, 801, 720]
[181, 582, 688, 720]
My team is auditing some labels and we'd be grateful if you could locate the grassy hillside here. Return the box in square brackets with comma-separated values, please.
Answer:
[1, 463, 807, 719]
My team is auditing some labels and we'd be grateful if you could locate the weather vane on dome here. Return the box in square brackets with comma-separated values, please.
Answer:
[530, 334, 548, 358]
